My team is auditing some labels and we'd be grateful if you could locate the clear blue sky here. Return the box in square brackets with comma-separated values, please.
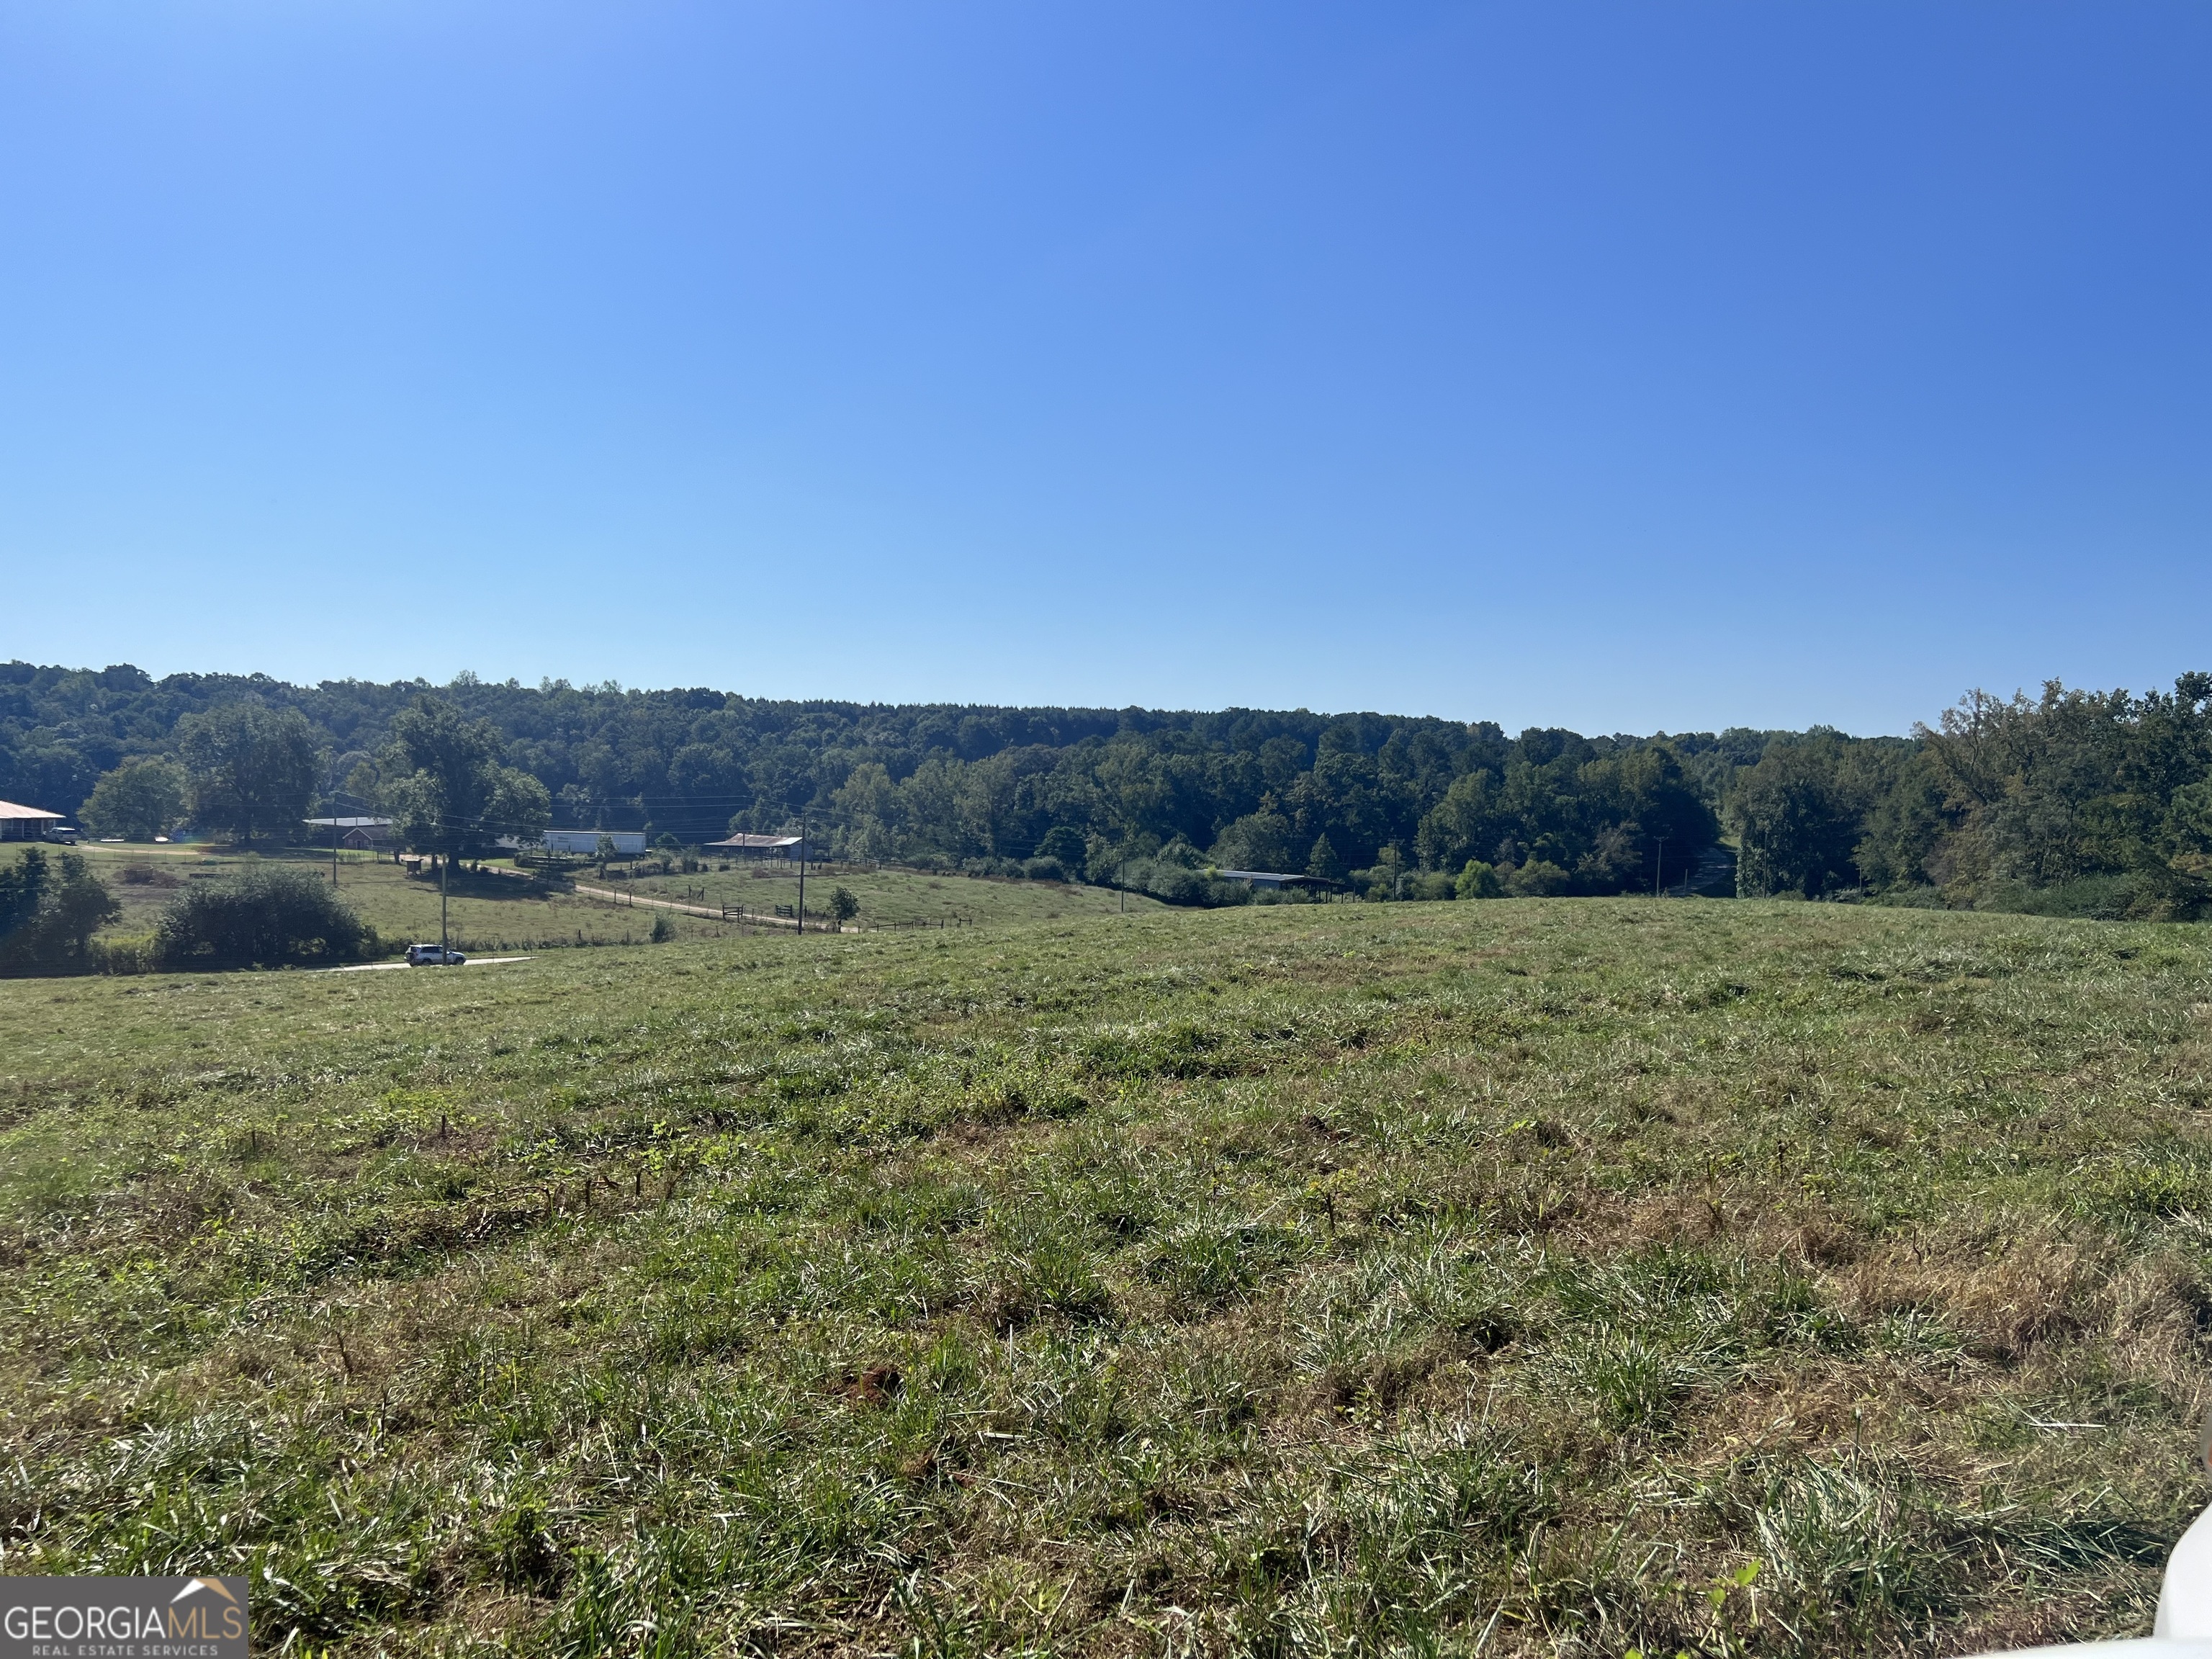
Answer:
[4, 3, 2207, 735]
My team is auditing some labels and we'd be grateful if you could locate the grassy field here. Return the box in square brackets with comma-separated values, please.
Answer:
[614, 861, 1166, 928]
[3, 899, 2211, 1655]
[37, 843, 1161, 953]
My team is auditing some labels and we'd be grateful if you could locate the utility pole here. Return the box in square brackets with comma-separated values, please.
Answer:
[796, 816, 806, 935]
[441, 850, 451, 958]
[1654, 835, 1668, 899]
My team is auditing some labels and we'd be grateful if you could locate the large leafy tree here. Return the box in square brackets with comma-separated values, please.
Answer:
[1731, 741, 1863, 897]
[175, 702, 321, 846]
[80, 757, 189, 841]
[379, 697, 551, 863]
[1918, 674, 2212, 913]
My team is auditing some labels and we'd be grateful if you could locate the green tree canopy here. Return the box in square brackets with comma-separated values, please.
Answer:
[1455, 859, 1503, 899]
[379, 697, 552, 863]
[153, 865, 374, 968]
[1731, 741, 1863, 897]
[31, 658, 2212, 914]
[0, 848, 119, 976]
[1305, 834, 1344, 882]
[80, 757, 189, 841]
[1033, 824, 1087, 865]
[175, 701, 320, 845]
[1915, 674, 2212, 915]
[1208, 804, 1299, 872]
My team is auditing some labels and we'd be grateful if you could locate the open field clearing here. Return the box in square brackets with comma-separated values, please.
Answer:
[59, 843, 690, 952]
[3, 900, 2211, 1655]
[614, 863, 1166, 927]
[44, 844, 1164, 953]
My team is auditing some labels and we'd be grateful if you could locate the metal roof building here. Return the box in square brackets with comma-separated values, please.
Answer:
[305, 815, 397, 850]
[0, 800, 68, 842]
[705, 833, 810, 859]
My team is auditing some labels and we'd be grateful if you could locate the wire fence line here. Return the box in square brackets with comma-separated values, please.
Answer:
[564, 880, 857, 932]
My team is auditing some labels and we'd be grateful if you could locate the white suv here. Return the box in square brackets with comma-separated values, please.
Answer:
[405, 943, 467, 966]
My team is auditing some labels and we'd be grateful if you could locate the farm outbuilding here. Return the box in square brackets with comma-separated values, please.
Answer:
[303, 816, 396, 850]
[0, 800, 68, 842]
[1212, 868, 1328, 891]
[541, 829, 648, 856]
[706, 833, 811, 860]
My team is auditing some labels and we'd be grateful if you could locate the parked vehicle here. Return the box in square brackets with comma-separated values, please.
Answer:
[405, 943, 467, 966]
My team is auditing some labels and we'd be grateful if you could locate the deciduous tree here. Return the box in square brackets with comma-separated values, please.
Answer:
[80, 757, 189, 841]
[176, 702, 320, 846]
[379, 697, 552, 864]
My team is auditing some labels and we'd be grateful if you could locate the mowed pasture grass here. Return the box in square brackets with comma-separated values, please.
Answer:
[34, 843, 1163, 954]
[615, 862, 1166, 927]
[50, 843, 688, 952]
[1, 899, 2210, 1656]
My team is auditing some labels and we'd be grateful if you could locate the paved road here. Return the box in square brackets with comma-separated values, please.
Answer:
[326, 956, 534, 973]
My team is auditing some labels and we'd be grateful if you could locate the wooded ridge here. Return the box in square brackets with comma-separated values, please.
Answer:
[4, 662, 2210, 917]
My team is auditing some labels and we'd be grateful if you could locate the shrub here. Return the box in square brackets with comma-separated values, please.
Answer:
[1503, 859, 1572, 897]
[1975, 873, 2138, 921]
[1455, 859, 1503, 899]
[1095, 853, 1260, 907]
[649, 911, 675, 943]
[154, 865, 377, 968]
[0, 848, 120, 976]
[91, 934, 157, 975]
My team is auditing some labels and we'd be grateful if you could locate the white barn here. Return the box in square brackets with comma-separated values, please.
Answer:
[541, 829, 647, 856]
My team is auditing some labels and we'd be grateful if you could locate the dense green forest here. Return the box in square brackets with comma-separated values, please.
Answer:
[4, 660, 2210, 915]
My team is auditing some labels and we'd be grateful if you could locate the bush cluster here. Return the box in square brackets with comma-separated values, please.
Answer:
[153, 865, 379, 968]
[0, 848, 118, 976]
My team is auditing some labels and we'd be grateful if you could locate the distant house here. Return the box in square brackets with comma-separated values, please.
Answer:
[1213, 868, 1327, 891]
[542, 829, 648, 857]
[0, 800, 68, 842]
[705, 832, 810, 860]
[303, 815, 395, 851]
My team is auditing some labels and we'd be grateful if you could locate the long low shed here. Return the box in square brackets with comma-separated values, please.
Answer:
[303, 816, 396, 850]
[541, 829, 648, 856]
[0, 800, 68, 842]
[705, 833, 810, 860]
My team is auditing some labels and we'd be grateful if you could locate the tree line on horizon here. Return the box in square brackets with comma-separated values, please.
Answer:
[3, 660, 2210, 918]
